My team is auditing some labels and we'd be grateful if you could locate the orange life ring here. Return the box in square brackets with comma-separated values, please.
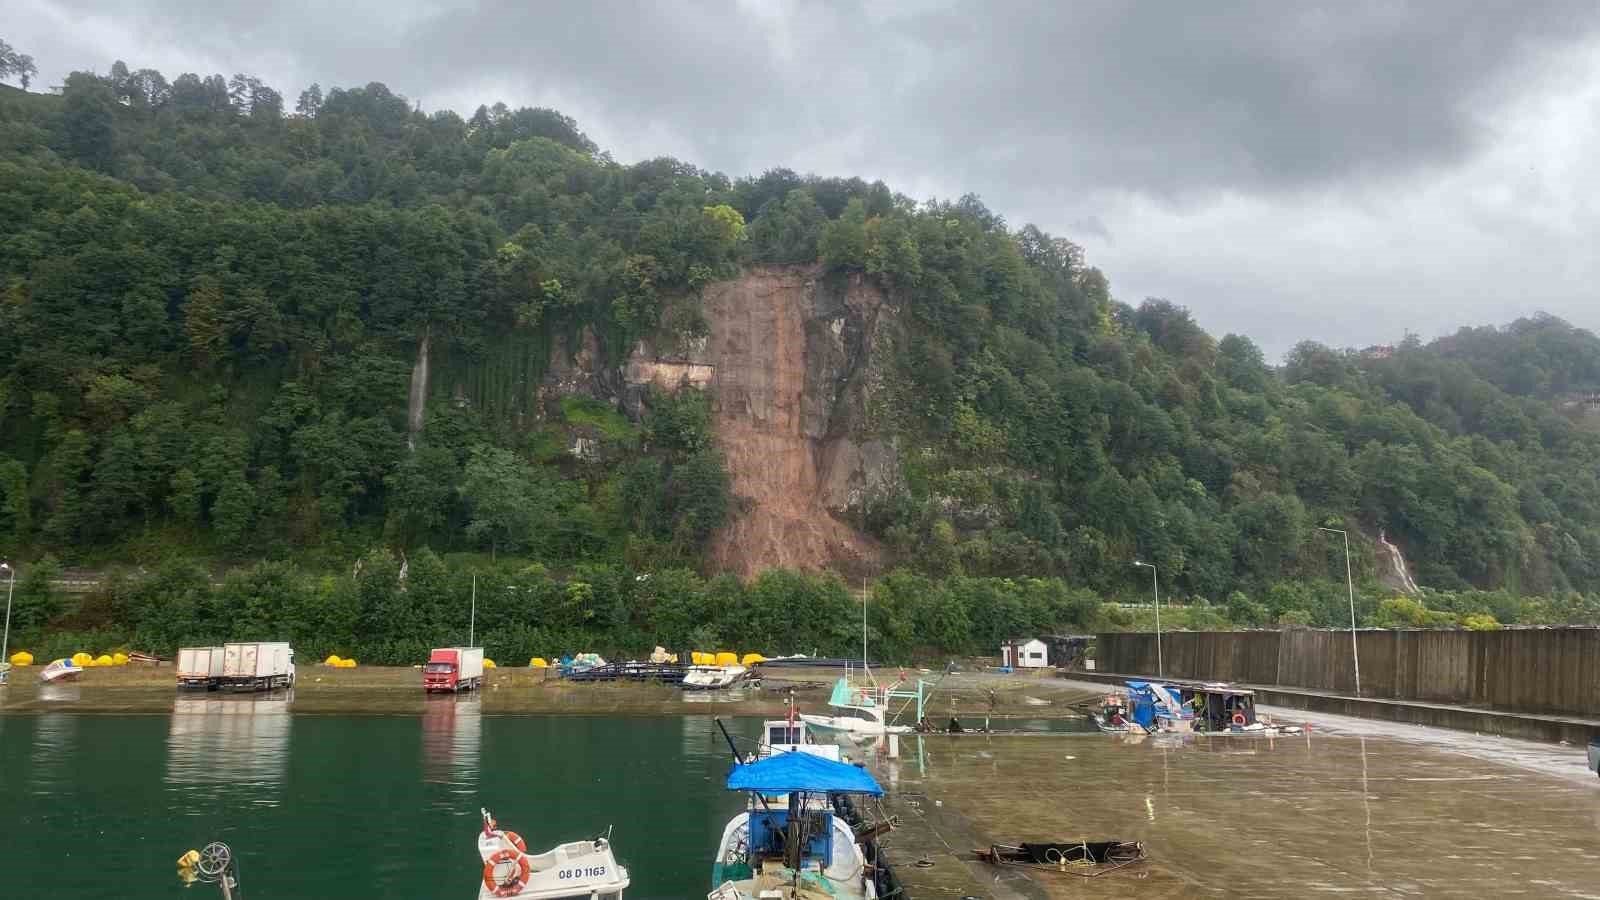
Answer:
[501, 831, 527, 854]
[1231, 712, 1247, 726]
[483, 849, 531, 897]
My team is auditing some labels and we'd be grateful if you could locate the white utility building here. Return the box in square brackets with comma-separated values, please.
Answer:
[1001, 638, 1049, 668]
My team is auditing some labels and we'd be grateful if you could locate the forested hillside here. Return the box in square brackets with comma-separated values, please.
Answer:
[2, 57, 1599, 663]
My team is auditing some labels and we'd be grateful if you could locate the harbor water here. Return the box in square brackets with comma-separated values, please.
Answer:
[0, 697, 754, 898]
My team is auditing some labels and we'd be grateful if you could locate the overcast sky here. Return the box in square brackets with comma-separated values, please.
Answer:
[12, 1, 1600, 356]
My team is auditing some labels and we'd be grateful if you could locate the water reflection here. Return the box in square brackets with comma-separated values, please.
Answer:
[421, 694, 481, 799]
[166, 692, 293, 809]
[37, 683, 82, 704]
[28, 712, 75, 795]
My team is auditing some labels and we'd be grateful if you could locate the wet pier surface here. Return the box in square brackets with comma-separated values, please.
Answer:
[868, 717, 1600, 897]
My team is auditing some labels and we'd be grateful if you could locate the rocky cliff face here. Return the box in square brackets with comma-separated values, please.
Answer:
[423, 265, 896, 577]
[623, 267, 894, 576]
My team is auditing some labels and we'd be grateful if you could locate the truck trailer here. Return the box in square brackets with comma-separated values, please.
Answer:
[221, 642, 296, 692]
[424, 647, 485, 693]
[176, 646, 226, 690]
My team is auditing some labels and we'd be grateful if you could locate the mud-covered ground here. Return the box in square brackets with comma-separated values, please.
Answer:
[872, 684, 1600, 898]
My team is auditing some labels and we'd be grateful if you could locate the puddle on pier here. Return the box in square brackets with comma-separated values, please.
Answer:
[865, 728, 1600, 897]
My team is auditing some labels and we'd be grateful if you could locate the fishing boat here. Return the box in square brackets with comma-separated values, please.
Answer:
[38, 658, 82, 683]
[682, 665, 748, 691]
[708, 751, 885, 899]
[476, 807, 629, 899]
[1123, 680, 1191, 732]
[799, 677, 912, 736]
[758, 700, 841, 761]
[1089, 693, 1132, 733]
[1175, 682, 1303, 737]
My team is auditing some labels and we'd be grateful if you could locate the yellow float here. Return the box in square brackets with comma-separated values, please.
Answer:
[483, 659, 497, 668]
[714, 651, 738, 667]
[741, 653, 766, 666]
[71, 651, 94, 667]
[8, 650, 32, 666]
[93, 654, 115, 667]
[529, 657, 548, 668]
[111, 652, 129, 665]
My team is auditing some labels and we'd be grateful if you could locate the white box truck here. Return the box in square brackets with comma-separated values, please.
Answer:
[221, 641, 296, 691]
[176, 646, 226, 690]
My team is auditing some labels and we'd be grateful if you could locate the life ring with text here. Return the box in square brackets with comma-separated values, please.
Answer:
[483, 850, 532, 897]
[1231, 713, 1247, 727]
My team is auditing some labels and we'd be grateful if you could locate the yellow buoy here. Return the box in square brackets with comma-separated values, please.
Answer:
[112, 652, 129, 666]
[8, 650, 32, 666]
[530, 657, 548, 668]
[325, 655, 342, 666]
[715, 651, 738, 667]
[741, 653, 766, 666]
[93, 654, 115, 667]
[483, 659, 497, 669]
[339, 658, 357, 668]
[177, 849, 200, 868]
[71, 651, 94, 667]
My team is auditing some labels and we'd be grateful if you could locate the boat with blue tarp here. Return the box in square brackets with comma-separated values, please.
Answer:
[708, 749, 885, 899]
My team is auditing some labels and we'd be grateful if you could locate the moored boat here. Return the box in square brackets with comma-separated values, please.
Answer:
[798, 677, 912, 735]
[476, 808, 629, 899]
[39, 658, 83, 683]
[682, 665, 748, 691]
[708, 752, 885, 899]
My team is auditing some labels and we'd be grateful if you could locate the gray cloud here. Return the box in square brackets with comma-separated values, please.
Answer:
[11, 1, 1600, 354]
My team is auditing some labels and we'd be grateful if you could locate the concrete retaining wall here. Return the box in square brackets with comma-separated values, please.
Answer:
[1097, 628, 1600, 718]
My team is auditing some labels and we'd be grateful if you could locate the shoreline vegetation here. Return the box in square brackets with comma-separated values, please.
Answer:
[6, 553, 1597, 672]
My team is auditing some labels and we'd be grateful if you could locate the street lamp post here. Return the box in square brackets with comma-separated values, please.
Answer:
[0, 563, 13, 684]
[1133, 561, 1162, 677]
[1318, 526, 1362, 697]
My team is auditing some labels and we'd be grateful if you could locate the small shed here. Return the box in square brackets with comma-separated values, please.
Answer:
[1001, 638, 1049, 668]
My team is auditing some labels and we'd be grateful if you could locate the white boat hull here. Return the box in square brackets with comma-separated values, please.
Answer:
[799, 713, 911, 736]
[709, 812, 876, 900]
[476, 832, 628, 899]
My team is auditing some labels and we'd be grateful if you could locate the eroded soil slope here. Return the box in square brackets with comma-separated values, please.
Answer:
[696, 268, 889, 577]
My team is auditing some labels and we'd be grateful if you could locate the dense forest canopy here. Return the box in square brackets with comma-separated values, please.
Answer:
[3, 53, 1600, 663]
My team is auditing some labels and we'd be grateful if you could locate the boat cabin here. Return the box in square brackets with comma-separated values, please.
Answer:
[760, 717, 841, 761]
[1177, 683, 1258, 732]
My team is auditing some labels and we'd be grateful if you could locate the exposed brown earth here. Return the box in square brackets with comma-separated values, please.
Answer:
[696, 267, 891, 577]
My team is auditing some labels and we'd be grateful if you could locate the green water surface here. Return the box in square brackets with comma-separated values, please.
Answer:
[0, 695, 757, 898]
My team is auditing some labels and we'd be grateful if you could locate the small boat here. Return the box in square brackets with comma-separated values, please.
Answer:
[977, 841, 1146, 876]
[1176, 682, 1303, 736]
[758, 701, 841, 761]
[799, 678, 911, 735]
[682, 665, 748, 690]
[708, 751, 886, 899]
[39, 658, 83, 683]
[476, 808, 629, 899]
[1090, 693, 1132, 733]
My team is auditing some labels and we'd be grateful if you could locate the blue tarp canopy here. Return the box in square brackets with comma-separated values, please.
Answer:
[726, 751, 884, 796]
